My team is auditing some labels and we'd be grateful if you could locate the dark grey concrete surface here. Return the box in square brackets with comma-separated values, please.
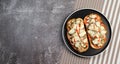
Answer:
[0, 0, 75, 64]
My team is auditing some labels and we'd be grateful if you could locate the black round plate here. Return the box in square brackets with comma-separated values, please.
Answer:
[62, 9, 112, 57]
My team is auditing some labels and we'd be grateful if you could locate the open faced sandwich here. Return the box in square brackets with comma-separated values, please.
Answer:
[66, 18, 89, 53]
[66, 14, 107, 53]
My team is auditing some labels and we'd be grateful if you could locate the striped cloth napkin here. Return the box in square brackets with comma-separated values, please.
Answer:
[60, 0, 120, 64]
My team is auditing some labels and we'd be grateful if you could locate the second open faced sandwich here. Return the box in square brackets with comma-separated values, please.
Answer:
[84, 14, 107, 49]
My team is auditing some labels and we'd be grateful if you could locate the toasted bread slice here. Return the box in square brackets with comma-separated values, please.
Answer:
[66, 18, 89, 52]
[84, 14, 107, 49]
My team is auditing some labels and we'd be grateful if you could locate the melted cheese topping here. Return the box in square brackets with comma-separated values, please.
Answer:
[100, 26, 105, 30]
[81, 43, 86, 47]
[79, 29, 86, 37]
[83, 38, 88, 43]
[76, 19, 81, 24]
[80, 22, 84, 29]
[92, 38, 99, 44]
[89, 14, 97, 18]
[69, 29, 75, 34]
[88, 23, 99, 31]
[74, 36, 80, 42]
[88, 30, 96, 37]
[101, 30, 107, 35]
[72, 33, 78, 37]
[88, 24, 95, 30]
[96, 22, 101, 27]
[75, 42, 80, 47]
[91, 19, 95, 23]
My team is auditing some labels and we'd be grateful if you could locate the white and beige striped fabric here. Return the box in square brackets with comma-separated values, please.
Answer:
[60, 0, 120, 64]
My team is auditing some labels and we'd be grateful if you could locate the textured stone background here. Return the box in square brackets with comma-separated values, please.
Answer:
[0, 0, 75, 64]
